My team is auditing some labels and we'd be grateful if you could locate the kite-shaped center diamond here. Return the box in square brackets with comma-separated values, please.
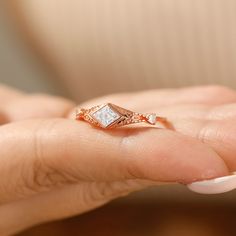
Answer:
[91, 105, 121, 127]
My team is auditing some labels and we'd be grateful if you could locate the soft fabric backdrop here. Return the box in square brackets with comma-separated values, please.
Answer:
[8, 0, 236, 102]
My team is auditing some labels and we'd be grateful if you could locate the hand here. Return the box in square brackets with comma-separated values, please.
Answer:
[0, 85, 231, 235]
[86, 85, 236, 172]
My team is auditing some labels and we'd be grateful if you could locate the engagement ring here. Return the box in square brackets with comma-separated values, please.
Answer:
[75, 103, 168, 129]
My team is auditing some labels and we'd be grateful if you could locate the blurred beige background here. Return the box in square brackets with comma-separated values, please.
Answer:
[0, 3, 62, 95]
[2, 0, 236, 103]
[6, 0, 236, 103]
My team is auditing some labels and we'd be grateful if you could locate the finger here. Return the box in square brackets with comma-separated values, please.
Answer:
[0, 85, 25, 124]
[2, 94, 75, 122]
[0, 118, 228, 203]
[0, 84, 75, 123]
[145, 103, 236, 121]
[142, 104, 211, 120]
[80, 86, 236, 110]
[0, 179, 157, 235]
[132, 100, 236, 166]
[141, 102, 236, 172]
[172, 118, 236, 171]
[0, 84, 24, 102]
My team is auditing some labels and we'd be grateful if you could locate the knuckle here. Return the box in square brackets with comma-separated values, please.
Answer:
[19, 120, 77, 195]
[80, 182, 130, 206]
[19, 157, 51, 195]
[86, 183, 115, 203]
[197, 122, 212, 145]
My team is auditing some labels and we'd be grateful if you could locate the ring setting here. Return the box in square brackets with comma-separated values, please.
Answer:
[76, 103, 167, 129]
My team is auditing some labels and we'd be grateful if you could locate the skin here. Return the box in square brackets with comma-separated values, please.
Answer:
[0, 84, 236, 235]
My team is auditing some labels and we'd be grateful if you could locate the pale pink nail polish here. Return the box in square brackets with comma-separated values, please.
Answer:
[187, 173, 236, 194]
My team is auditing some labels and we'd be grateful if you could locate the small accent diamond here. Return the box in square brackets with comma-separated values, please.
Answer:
[91, 105, 121, 127]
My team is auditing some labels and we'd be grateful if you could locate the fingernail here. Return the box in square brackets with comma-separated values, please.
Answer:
[187, 173, 236, 194]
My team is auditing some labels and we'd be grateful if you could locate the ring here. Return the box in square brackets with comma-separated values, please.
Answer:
[75, 103, 168, 129]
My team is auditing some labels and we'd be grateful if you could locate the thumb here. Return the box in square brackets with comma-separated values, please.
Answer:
[0, 118, 228, 203]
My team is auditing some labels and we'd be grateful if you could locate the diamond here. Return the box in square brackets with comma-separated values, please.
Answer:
[147, 114, 157, 125]
[91, 104, 121, 127]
